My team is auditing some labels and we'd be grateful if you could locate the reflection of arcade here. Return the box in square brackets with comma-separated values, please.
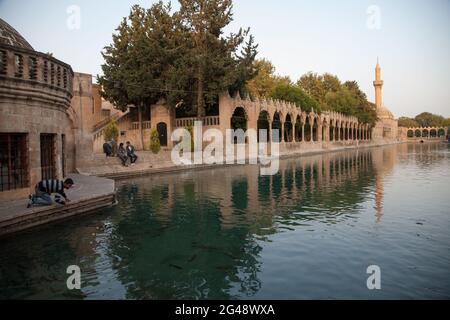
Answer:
[109, 146, 405, 299]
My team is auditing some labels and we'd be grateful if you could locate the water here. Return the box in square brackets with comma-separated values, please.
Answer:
[0, 143, 449, 299]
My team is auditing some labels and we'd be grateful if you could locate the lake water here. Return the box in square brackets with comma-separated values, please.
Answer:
[0, 143, 449, 299]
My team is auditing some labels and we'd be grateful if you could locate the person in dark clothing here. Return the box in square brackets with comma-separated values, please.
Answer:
[103, 141, 113, 157]
[126, 141, 138, 165]
[27, 178, 74, 208]
[117, 143, 129, 167]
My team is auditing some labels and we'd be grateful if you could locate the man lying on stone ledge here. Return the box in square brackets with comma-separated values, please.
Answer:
[27, 178, 74, 208]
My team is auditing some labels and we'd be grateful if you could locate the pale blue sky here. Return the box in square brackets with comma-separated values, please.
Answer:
[1, 0, 449, 118]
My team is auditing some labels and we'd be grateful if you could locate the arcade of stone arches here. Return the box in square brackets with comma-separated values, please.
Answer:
[406, 127, 448, 139]
[221, 94, 372, 145]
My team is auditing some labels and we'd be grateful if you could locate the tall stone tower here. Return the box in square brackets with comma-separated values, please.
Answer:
[373, 59, 383, 110]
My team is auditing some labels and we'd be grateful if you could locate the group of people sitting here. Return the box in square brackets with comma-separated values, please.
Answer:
[103, 140, 138, 167]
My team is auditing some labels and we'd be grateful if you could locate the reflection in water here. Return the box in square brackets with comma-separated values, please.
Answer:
[0, 143, 449, 299]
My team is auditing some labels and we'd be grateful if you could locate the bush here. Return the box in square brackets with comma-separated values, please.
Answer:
[104, 120, 119, 141]
[150, 129, 161, 154]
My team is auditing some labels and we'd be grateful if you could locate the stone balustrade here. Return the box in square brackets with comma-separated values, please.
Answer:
[0, 43, 73, 109]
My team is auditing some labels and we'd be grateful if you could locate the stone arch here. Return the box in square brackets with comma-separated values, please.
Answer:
[257, 110, 270, 143]
[272, 111, 282, 143]
[415, 129, 421, 138]
[430, 129, 437, 138]
[295, 115, 303, 142]
[230, 106, 248, 131]
[284, 113, 293, 142]
[305, 115, 312, 142]
[438, 128, 446, 137]
[407, 129, 414, 138]
[422, 129, 429, 138]
[329, 119, 335, 142]
[312, 115, 319, 142]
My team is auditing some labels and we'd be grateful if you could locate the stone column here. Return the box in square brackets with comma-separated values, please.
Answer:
[268, 120, 272, 143]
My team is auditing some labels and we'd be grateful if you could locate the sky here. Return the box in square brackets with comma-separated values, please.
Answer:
[1, 0, 449, 118]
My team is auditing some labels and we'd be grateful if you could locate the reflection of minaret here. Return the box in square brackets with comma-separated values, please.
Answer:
[373, 58, 384, 110]
[374, 175, 384, 223]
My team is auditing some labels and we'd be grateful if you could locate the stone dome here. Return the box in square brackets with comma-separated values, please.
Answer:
[0, 18, 34, 51]
[377, 105, 394, 120]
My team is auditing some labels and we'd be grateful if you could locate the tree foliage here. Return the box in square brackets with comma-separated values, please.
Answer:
[246, 59, 291, 98]
[150, 129, 161, 154]
[103, 121, 119, 141]
[398, 117, 420, 128]
[99, 0, 258, 119]
[270, 83, 320, 113]
[398, 113, 450, 128]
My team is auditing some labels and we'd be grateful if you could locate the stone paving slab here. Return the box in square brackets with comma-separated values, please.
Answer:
[0, 174, 116, 236]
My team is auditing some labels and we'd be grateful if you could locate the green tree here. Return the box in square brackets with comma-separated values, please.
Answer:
[398, 117, 420, 128]
[103, 121, 119, 142]
[178, 0, 256, 117]
[414, 112, 445, 127]
[98, 3, 178, 150]
[246, 59, 291, 98]
[269, 83, 320, 113]
[297, 72, 326, 104]
[150, 129, 161, 154]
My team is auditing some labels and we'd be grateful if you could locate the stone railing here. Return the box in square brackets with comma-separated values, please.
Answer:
[0, 43, 74, 108]
[175, 116, 220, 128]
[129, 121, 151, 131]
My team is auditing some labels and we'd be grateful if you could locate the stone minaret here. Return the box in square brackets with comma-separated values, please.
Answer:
[373, 59, 384, 109]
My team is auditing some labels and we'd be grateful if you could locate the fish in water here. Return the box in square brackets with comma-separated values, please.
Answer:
[169, 264, 183, 270]
[188, 254, 197, 263]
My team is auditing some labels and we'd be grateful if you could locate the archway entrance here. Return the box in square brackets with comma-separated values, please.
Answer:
[407, 130, 414, 138]
[157, 122, 168, 147]
[231, 107, 247, 144]
[415, 130, 421, 138]
[272, 112, 282, 143]
[257, 111, 270, 143]
[305, 117, 312, 142]
[295, 116, 302, 142]
[284, 114, 293, 142]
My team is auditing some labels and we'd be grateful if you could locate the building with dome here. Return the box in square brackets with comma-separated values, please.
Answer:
[371, 60, 399, 141]
[0, 18, 94, 201]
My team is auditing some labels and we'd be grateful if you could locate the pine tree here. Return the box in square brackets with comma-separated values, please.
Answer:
[178, 0, 255, 117]
[98, 2, 177, 149]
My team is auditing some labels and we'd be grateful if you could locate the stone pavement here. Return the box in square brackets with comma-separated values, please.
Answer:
[0, 174, 116, 237]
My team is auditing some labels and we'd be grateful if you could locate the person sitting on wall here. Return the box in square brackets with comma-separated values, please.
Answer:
[27, 178, 74, 208]
[126, 141, 138, 166]
[103, 140, 113, 157]
[118, 143, 129, 167]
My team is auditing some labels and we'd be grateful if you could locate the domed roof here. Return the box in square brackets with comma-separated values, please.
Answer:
[377, 105, 394, 120]
[0, 18, 34, 51]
